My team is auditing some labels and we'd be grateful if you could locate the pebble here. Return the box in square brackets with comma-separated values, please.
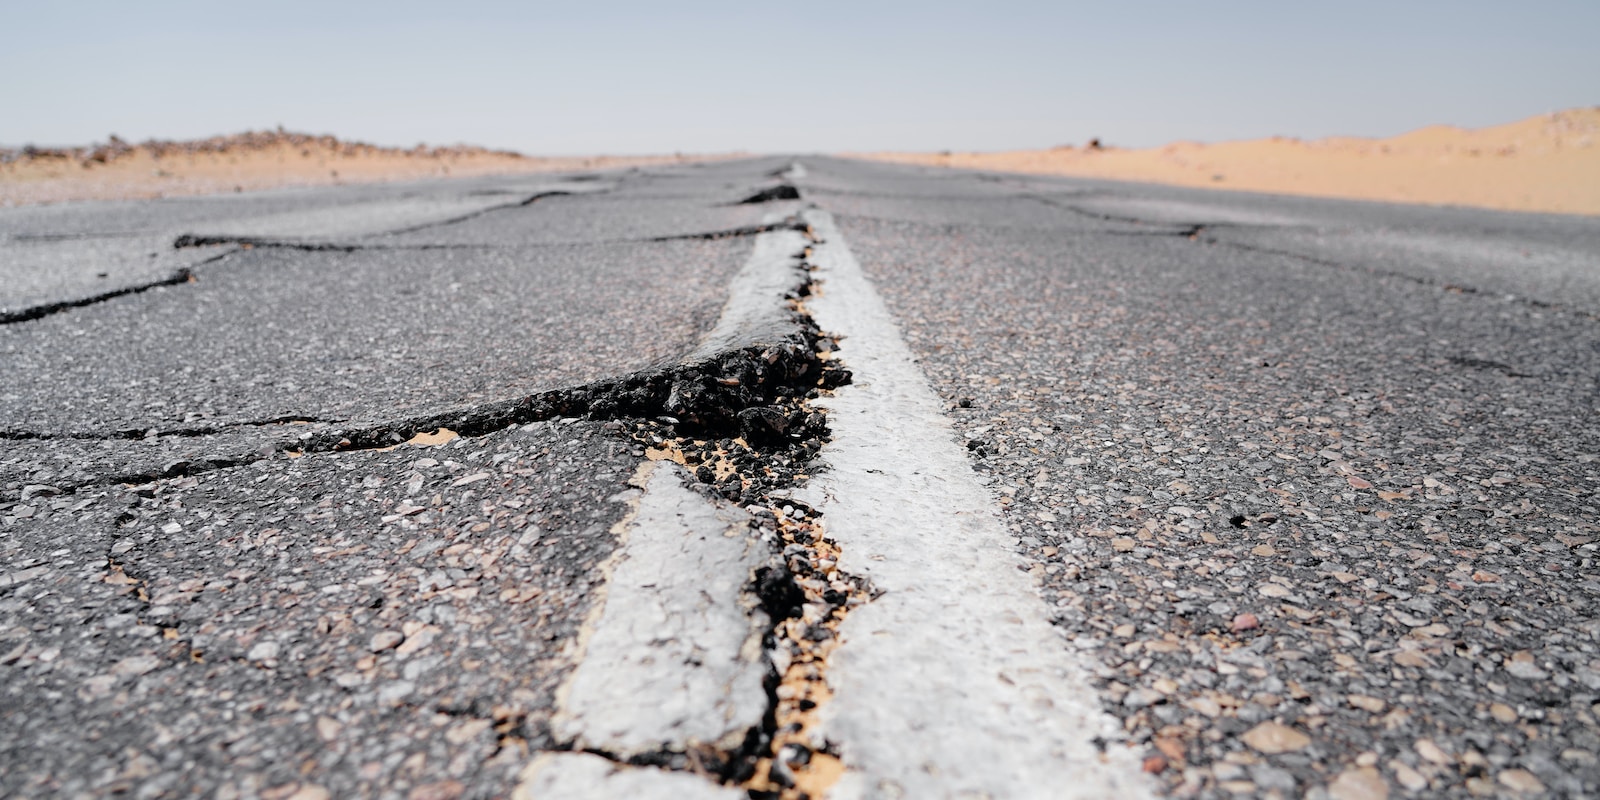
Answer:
[246, 641, 279, 661]
[1230, 613, 1259, 633]
[1391, 761, 1428, 791]
[1562, 749, 1597, 767]
[1504, 651, 1549, 680]
[1124, 688, 1164, 709]
[111, 655, 162, 677]
[1488, 702, 1517, 723]
[1346, 694, 1385, 713]
[1497, 769, 1545, 794]
[1328, 767, 1388, 800]
[1414, 738, 1452, 765]
[1240, 721, 1310, 754]
[1251, 764, 1297, 792]
[1212, 762, 1247, 781]
[285, 785, 331, 800]
[369, 631, 404, 652]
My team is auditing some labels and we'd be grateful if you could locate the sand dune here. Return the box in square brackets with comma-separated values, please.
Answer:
[859, 108, 1600, 216]
[0, 130, 705, 206]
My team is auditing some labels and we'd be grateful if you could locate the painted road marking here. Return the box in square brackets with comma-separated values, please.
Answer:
[800, 208, 1151, 799]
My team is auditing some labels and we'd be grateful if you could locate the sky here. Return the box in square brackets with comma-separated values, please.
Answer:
[3, 0, 1598, 155]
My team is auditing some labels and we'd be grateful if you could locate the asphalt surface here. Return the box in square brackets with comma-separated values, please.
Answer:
[3, 420, 635, 798]
[4, 155, 1598, 799]
[1, 157, 810, 798]
[806, 157, 1600, 798]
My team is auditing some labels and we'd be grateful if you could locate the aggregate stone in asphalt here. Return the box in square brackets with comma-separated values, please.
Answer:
[810, 156, 1600, 798]
[0, 419, 643, 799]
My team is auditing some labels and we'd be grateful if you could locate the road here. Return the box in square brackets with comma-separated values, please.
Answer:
[2, 157, 1597, 799]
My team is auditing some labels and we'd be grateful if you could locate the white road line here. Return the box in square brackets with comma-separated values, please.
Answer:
[686, 214, 808, 361]
[551, 461, 770, 755]
[799, 208, 1152, 799]
[513, 753, 747, 800]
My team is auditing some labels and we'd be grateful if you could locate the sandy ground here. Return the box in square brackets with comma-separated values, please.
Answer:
[0, 131, 713, 206]
[857, 108, 1600, 217]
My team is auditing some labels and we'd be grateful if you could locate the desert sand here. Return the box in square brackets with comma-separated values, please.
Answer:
[0, 130, 707, 206]
[859, 108, 1600, 216]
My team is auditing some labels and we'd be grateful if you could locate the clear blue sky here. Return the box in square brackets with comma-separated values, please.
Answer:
[4, 0, 1597, 154]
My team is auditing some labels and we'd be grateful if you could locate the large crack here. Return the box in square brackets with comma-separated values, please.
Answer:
[6, 226, 829, 506]
[3, 335, 832, 500]
[646, 221, 809, 243]
[1022, 192, 1195, 233]
[735, 497, 868, 799]
[5, 231, 146, 243]
[8, 189, 627, 325]
[606, 230, 871, 800]
[1023, 191, 1598, 320]
[5, 226, 804, 333]
[170, 189, 581, 251]
[301, 338, 837, 456]
[0, 415, 333, 442]
[168, 220, 811, 253]
[1196, 234, 1598, 319]
[738, 185, 803, 205]
[385, 189, 573, 234]
[0, 264, 208, 326]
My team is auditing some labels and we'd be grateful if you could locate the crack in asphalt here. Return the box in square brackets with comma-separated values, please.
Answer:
[824, 189, 1591, 324]
[800, 185, 1105, 202]
[169, 189, 583, 251]
[737, 185, 802, 205]
[385, 189, 574, 234]
[7, 305, 835, 501]
[645, 220, 809, 242]
[12, 235, 853, 793]
[171, 235, 361, 252]
[6, 231, 146, 242]
[1018, 191, 1597, 320]
[167, 221, 811, 253]
[0, 264, 208, 325]
[830, 209, 1190, 239]
[531, 231, 860, 797]
[303, 334, 832, 456]
[1445, 355, 1538, 378]
[3, 222, 808, 331]
[1197, 235, 1597, 321]
[0, 415, 335, 442]
[1021, 192, 1195, 233]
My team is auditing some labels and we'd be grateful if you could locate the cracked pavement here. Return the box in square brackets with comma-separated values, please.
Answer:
[3, 155, 1599, 799]
[1, 158, 817, 799]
